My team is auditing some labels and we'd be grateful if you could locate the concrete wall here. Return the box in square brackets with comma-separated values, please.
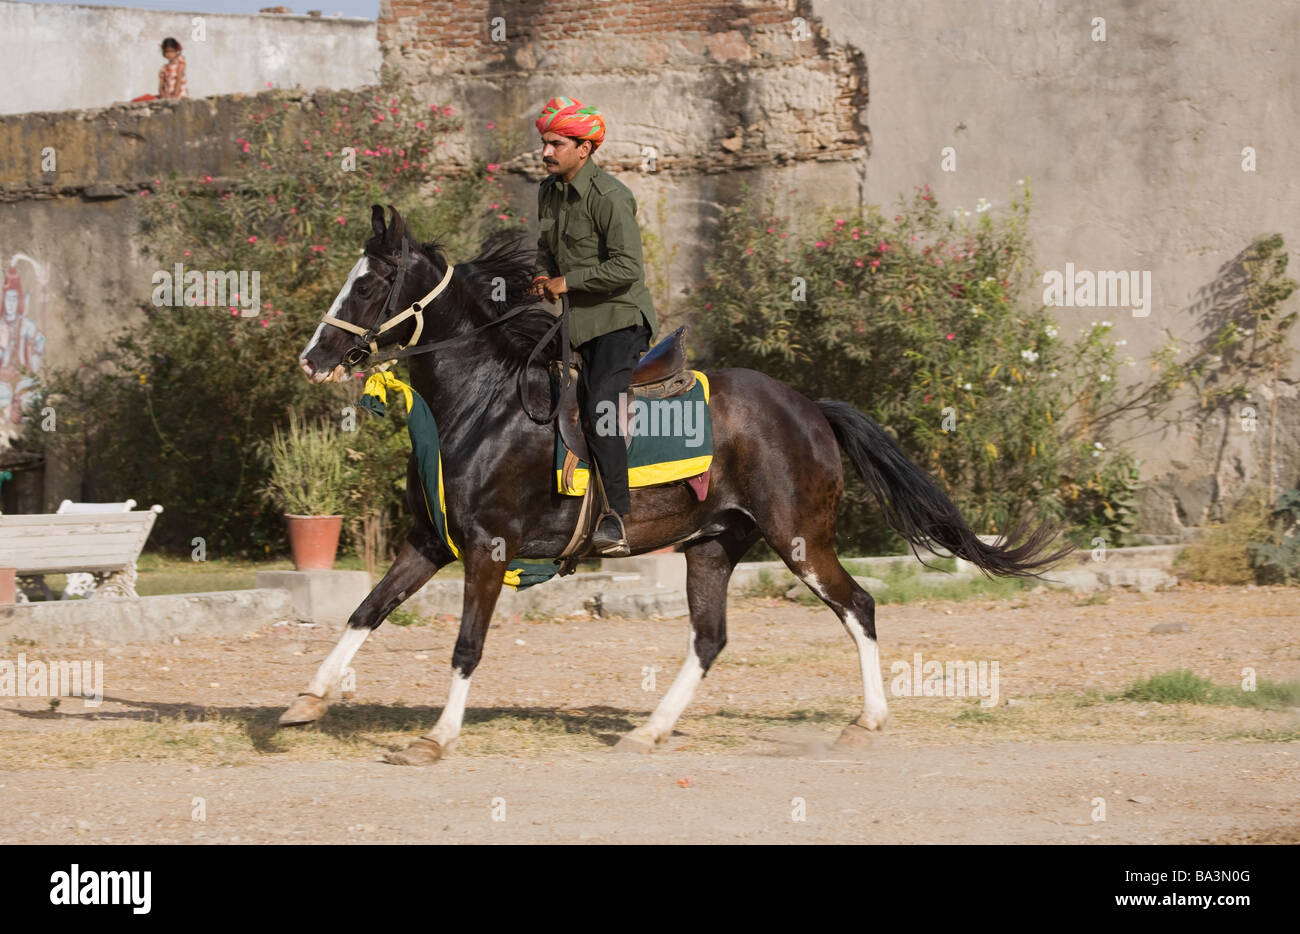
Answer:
[375, 0, 1300, 532]
[0, 1, 380, 115]
[2, 0, 1297, 536]
[810, 0, 1300, 531]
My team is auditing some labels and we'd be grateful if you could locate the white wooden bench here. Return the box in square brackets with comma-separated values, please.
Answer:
[0, 501, 163, 600]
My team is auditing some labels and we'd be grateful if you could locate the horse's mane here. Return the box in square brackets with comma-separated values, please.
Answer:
[416, 229, 563, 366]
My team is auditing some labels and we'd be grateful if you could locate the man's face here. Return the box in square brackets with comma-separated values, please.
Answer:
[3, 290, 17, 321]
[540, 132, 590, 179]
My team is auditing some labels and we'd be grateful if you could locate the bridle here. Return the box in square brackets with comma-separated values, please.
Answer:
[314, 238, 572, 423]
[318, 240, 456, 368]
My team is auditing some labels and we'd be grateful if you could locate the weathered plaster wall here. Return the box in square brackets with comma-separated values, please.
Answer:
[808, 0, 1300, 530]
[3, 0, 1297, 534]
[0, 1, 380, 115]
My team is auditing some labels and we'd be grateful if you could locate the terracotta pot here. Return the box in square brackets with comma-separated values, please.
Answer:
[285, 515, 343, 570]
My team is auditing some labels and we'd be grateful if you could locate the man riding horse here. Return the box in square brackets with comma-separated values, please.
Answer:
[528, 96, 658, 557]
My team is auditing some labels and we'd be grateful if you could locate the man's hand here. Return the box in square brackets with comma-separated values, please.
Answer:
[541, 275, 568, 302]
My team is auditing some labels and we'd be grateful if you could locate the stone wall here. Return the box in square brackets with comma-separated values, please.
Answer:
[1, 0, 1297, 534]
[375, 0, 1300, 532]
[0, 1, 380, 116]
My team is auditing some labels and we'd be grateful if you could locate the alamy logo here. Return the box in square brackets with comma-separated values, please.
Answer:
[594, 395, 707, 447]
[49, 865, 151, 914]
[0, 653, 103, 706]
[890, 652, 999, 706]
[151, 263, 261, 316]
[1042, 263, 1151, 317]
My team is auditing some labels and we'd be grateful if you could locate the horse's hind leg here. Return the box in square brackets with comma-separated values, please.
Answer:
[768, 531, 890, 740]
[279, 537, 448, 727]
[615, 519, 758, 753]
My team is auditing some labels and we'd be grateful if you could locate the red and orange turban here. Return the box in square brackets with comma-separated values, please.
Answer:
[535, 97, 606, 150]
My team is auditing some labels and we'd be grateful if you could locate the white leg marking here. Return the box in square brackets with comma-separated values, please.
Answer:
[427, 670, 472, 746]
[802, 571, 831, 602]
[300, 254, 369, 359]
[640, 632, 706, 742]
[306, 625, 370, 698]
[845, 611, 889, 730]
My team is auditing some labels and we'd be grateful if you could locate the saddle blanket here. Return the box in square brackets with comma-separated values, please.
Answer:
[556, 370, 713, 498]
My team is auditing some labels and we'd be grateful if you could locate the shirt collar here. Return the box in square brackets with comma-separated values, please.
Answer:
[556, 157, 598, 198]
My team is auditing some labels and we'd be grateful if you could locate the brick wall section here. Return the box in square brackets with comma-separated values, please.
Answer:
[377, 0, 869, 168]
[381, 1, 799, 65]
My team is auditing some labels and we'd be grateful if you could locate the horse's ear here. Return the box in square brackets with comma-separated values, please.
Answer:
[385, 204, 405, 249]
[371, 204, 386, 240]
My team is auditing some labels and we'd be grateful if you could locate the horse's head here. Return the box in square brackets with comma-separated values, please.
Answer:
[299, 204, 444, 383]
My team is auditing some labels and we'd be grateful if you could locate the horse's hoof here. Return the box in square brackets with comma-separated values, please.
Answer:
[831, 720, 879, 751]
[614, 732, 656, 754]
[278, 693, 327, 727]
[383, 737, 445, 766]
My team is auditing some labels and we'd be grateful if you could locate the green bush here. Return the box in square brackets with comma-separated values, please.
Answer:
[694, 184, 1175, 554]
[23, 76, 517, 556]
[1247, 489, 1300, 584]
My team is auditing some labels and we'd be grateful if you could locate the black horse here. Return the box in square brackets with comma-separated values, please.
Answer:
[282, 204, 1071, 764]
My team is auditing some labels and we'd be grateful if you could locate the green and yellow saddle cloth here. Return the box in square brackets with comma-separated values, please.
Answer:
[360, 370, 713, 592]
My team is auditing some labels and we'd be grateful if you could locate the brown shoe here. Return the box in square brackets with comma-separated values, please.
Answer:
[592, 514, 630, 557]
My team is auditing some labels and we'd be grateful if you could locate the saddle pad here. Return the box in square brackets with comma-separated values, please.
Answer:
[556, 371, 713, 496]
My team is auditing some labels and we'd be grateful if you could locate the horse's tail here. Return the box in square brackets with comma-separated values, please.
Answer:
[817, 400, 1075, 578]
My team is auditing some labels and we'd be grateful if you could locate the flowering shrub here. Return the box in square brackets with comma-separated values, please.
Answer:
[695, 184, 1150, 553]
[25, 78, 517, 555]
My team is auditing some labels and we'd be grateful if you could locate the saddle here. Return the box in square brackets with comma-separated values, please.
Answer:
[552, 325, 695, 467]
[550, 325, 696, 570]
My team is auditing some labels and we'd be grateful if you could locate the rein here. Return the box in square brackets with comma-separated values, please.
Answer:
[317, 244, 571, 424]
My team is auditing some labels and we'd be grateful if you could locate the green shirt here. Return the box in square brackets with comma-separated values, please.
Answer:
[533, 157, 658, 348]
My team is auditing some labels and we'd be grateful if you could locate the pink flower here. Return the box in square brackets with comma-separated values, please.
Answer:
[879, 241, 889, 252]
[266, 81, 272, 88]
[870, 260, 880, 269]
[746, 247, 754, 254]
[310, 245, 326, 253]
[767, 227, 775, 233]
[260, 319, 270, 327]
[183, 251, 190, 256]
[231, 309, 239, 316]
[945, 333, 955, 340]
[497, 213, 508, 220]
[486, 122, 496, 130]
[415, 121, 425, 130]
[486, 163, 500, 172]
[248, 236, 257, 243]
[203, 175, 212, 183]
[336, 216, 346, 225]
[854, 260, 864, 267]
[704, 302, 712, 310]
[490, 203, 499, 210]
[441, 105, 455, 115]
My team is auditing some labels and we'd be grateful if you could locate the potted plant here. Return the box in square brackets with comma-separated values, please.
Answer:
[261, 412, 349, 570]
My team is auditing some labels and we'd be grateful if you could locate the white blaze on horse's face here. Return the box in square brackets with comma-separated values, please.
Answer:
[300, 254, 371, 383]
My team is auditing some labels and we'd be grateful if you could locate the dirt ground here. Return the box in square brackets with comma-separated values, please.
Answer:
[1, 583, 1296, 844]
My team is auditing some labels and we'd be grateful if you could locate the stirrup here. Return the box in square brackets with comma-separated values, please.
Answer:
[592, 511, 630, 557]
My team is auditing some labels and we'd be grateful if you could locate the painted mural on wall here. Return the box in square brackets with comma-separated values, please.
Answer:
[0, 254, 47, 431]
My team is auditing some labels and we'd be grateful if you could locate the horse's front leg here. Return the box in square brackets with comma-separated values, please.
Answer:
[279, 535, 448, 727]
[384, 542, 506, 765]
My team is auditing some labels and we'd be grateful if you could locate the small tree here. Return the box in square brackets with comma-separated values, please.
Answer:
[24, 76, 521, 556]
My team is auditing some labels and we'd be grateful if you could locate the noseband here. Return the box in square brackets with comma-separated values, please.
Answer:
[318, 239, 457, 368]
[313, 238, 572, 424]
